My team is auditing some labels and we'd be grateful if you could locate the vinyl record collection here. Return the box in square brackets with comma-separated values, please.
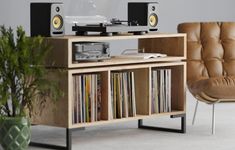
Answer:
[72, 73, 102, 124]
[151, 69, 172, 114]
[72, 68, 172, 124]
[110, 71, 136, 119]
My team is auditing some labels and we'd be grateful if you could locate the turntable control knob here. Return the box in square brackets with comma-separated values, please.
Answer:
[99, 23, 105, 27]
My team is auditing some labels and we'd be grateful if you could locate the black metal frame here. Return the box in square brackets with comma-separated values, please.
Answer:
[30, 114, 185, 150]
[138, 114, 186, 133]
[30, 127, 84, 150]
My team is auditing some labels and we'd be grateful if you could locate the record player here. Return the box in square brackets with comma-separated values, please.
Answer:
[72, 18, 152, 36]
[72, 2, 158, 36]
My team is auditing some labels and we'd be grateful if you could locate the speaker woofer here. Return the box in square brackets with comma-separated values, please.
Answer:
[149, 13, 158, 27]
[52, 15, 63, 30]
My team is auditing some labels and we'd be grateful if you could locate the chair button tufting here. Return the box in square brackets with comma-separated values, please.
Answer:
[223, 70, 227, 76]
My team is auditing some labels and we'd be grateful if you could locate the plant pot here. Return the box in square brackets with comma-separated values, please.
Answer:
[0, 117, 30, 150]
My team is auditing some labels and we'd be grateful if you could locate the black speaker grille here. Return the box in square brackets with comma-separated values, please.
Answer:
[128, 3, 148, 26]
[30, 3, 52, 37]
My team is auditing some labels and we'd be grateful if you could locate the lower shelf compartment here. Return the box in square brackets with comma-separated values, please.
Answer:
[71, 110, 185, 128]
[31, 62, 186, 129]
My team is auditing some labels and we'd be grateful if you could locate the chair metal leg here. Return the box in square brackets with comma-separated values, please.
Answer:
[212, 104, 215, 135]
[192, 100, 199, 125]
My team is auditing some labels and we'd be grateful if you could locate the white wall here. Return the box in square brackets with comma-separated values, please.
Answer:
[0, 0, 235, 54]
[1, 0, 235, 33]
[157, 0, 235, 32]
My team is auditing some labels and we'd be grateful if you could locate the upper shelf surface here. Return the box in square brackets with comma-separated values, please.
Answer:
[47, 33, 186, 42]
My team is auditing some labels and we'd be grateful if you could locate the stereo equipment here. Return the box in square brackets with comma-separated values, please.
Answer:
[128, 2, 158, 32]
[72, 20, 149, 36]
[30, 3, 64, 37]
[73, 42, 110, 61]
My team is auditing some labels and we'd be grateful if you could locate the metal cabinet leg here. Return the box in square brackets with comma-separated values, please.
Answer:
[138, 114, 186, 133]
[181, 114, 186, 133]
[30, 128, 77, 150]
[66, 128, 72, 150]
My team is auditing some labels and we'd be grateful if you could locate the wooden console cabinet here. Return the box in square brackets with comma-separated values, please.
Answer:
[30, 33, 187, 150]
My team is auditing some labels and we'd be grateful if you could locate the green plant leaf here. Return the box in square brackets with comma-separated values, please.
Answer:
[0, 25, 62, 117]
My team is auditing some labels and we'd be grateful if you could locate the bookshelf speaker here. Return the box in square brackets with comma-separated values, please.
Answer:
[128, 2, 158, 32]
[30, 3, 64, 37]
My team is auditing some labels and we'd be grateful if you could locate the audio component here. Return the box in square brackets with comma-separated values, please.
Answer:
[71, 2, 158, 36]
[30, 3, 64, 37]
[128, 2, 158, 32]
[72, 18, 149, 36]
[73, 42, 110, 61]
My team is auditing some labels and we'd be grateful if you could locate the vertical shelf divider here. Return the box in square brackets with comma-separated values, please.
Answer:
[100, 71, 110, 121]
[134, 68, 150, 115]
[148, 67, 152, 115]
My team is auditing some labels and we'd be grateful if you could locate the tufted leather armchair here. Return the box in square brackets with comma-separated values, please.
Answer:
[178, 22, 235, 134]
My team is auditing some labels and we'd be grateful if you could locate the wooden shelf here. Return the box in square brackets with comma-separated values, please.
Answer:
[70, 110, 185, 129]
[70, 56, 185, 68]
[32, 33, 186, 130]
[47, 33, 185, 41]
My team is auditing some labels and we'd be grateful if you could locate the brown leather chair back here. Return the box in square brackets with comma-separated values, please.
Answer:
[178, 22, 235, 86]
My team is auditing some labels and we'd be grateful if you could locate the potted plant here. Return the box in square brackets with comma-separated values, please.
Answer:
[0, 26, 61, 150]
